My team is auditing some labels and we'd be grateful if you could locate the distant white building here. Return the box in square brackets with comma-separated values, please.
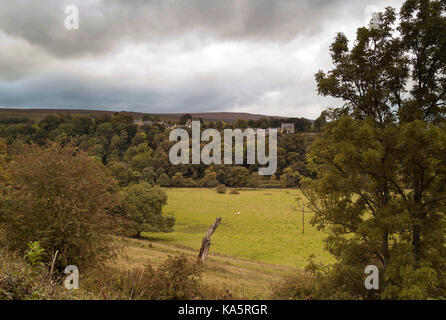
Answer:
[280, 123, 295, 134]
[134, 119, 154, 126]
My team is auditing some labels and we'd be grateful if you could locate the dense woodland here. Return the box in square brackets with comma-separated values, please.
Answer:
[0, 113, 323, 189]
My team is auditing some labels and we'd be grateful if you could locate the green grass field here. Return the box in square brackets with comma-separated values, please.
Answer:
[115, 237, 295, 299]
[142, 188, 332, 268]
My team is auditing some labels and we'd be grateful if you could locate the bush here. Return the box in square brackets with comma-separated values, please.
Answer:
[215, 184, 227, 194]
[1, 249, 48, 300]
[0, 246, 75, 300]
[272, 272, 317, 300]
[272, 257, 366, 300]
[0, 143, 120, 271]
[140, 255, 202, 300]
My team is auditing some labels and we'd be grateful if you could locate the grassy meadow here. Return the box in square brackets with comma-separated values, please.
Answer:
[142, 188, 331, 268]
[115, 237, 295, 299]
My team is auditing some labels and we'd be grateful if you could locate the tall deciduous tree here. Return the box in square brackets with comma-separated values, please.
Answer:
[302, 0, 446, 299]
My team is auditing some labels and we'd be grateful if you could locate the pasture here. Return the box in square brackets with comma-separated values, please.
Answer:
[142, 188, 331, 268]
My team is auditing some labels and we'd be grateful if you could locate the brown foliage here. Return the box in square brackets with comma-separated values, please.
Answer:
[0, 143, 120, 270]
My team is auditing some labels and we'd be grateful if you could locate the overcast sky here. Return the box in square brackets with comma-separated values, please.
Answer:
[0, 0, 405, 119]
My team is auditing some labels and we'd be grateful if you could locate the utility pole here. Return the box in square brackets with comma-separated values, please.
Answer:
[297, 198, 305, 234]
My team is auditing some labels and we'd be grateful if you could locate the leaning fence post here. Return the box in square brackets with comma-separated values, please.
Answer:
[198, 217, 222, 263]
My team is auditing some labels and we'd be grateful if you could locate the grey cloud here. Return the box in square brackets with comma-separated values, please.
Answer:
[0, 73, 257, 113]
[0, 0, 352, 58]
[0, 33, 54, 80]
[0, 1, 117, 58]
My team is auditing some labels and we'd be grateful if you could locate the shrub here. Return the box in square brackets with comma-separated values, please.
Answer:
[1, 249, 48, 300]
[272, 257, 364, 300]
[0, 246, 74, 300]
[215, 184, 227, 194]
[0, 143, 120, 271]
[140, 255, 202, 300]
[272, 272, 317, 300]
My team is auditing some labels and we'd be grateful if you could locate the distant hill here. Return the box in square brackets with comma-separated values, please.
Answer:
[0, 108, 293, 123]
[143, 112, 289, 123]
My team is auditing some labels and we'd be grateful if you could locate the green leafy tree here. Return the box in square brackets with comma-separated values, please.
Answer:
[302, 0, 446, 299]
[119, 182, 174, 237]
[124, 143, 153, 172]
[229, 166, 249, 187]
[157, 173, 171, 187]
[38, 115, 64, 133]
[313, 111, 327, 132]
[107, 161, 130, 187]
[280, 167, 300, 188]
[96, 122, 115, 140]
[199, 168, 219, 187]
[171, 172, 186, 187]
[141, 166, 156, 185]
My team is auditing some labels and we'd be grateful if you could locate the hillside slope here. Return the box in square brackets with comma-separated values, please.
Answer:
[0, 108, 289, 123]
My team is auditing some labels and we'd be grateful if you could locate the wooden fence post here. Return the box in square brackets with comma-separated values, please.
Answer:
[198, 217, 222, 264]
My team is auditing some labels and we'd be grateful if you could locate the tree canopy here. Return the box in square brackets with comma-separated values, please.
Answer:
[302, 0, 446, 299]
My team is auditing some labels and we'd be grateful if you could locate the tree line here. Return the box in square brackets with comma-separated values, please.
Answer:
[0, 112, 322, 189]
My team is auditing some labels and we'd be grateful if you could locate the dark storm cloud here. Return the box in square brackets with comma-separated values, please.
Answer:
[0, 0, 348, 58]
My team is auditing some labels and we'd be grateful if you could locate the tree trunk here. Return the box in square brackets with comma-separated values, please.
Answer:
[412, 182, 422, 267]
[198, 217, 222, 264]
[412, 224, 421, 266]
